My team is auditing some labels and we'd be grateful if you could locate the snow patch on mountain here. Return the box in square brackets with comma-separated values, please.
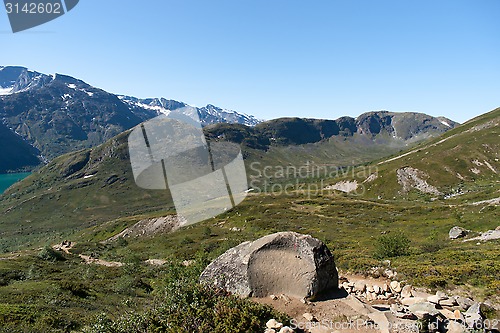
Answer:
[0, 87, 12, 95]
[0, 66, 261, 127]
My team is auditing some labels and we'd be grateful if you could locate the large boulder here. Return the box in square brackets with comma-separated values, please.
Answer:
[449, 226, 468, 239]
[200, 232, 338, 300]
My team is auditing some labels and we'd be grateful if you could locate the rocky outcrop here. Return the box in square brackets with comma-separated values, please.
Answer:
[105, 215, 186, 242]
[200, 232, 338, 300]
[339, 275, 498, 332]
[449, 226, 469, 239]
[397, 166, 442, 195]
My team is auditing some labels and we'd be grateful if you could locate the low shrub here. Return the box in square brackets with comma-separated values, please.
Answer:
[374, 232, 410, 259]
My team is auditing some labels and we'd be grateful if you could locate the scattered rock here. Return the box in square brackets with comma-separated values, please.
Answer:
[182, 260, 195, 267]
[389, 281, 401, 293]
[106, 215, 185, 242]
[453, 310, 464, 321]
[264, 329, 276, 333]
[464, 303, 484, 329]
[266, 319, 283, 330]
[373, 285, 381, 295]
[408, 302, 439, 319]
[200, 232, 338, 299]
[354, 281, 366, 293]
[439, 309, 456, 320]
[427, 295, 443, 304]
[390, 304, 417, 320]
[447, 321, 467, 333]
[400, 285, 413, 298]
[401, 297, 427, 306]
[439, 297, 457, 307]
[278, 327, 294, 333]
[455, 296, 474, 311]
[145, 259, 167, 266]
[366, 292, 377, 302]
[397, 166, 442, 195]
[303, 313, 316, 322]
[449, 226, 468, 239]
[270, 295, 278, 300]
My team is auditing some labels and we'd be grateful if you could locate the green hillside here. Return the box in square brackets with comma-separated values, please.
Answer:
[0, 111, 453, 251]
[0, 109, 498, 332]
[330, 107, 500, 202]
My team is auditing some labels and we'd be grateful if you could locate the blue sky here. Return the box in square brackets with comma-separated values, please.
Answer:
[1, 0, 499, 123]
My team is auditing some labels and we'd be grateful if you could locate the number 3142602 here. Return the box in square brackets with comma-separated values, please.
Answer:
[5, 2, 62, 14]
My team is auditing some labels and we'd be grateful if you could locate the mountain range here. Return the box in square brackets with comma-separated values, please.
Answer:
[0, 66, 459, 173]
[0, 66, 260, 172]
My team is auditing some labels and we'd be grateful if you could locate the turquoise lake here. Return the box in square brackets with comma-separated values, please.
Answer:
[0, 173, 31, 194]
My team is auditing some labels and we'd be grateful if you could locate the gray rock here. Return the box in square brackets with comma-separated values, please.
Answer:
[266, 319, 283, 329]
[449, 226, 468, 239]
[401, 297, 427, 306]
[390, 304, 417, 320]
[200, 232, 338, 300]
[278, 327, 294, 333]
[455, 296, 474, 311]
[439, 297, 457, 307]
[400, 285, 414, 298]
[464, 303, 484, 328]
[447, 321, 467, 333]
[389, 281, 401, 293]
[408, 302, 440, 319]
[303, 313, 316, 322]
[354, 281, 366, 293]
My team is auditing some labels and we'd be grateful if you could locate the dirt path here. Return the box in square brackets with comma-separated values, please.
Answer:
[253, 272, 426, 333]
[79, 254, 124, 267]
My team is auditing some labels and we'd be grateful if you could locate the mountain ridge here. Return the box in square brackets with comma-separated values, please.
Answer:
[0, 66, 458, 174]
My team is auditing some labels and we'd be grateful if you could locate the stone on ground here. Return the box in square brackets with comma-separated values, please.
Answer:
[200, 232, 338, 300]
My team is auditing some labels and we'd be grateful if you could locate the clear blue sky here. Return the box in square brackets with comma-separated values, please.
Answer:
[1, 0, 499, 123]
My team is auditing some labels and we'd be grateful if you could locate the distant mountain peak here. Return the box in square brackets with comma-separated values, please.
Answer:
[119, 95, 261, 127]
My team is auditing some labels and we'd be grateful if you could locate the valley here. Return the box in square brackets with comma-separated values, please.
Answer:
[0, 104, 498, 332]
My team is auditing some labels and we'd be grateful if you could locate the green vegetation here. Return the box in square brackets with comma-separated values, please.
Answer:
[0, 108, 498, 330]
[374, 232, 411, 259]
[82, 260, 290, 333]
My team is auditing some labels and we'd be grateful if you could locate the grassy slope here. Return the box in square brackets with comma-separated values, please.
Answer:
[0, 109, 498, 331]
[0, 124, 425, 251]
[0, 130, 174, 251]
[331, 107, 500, 202]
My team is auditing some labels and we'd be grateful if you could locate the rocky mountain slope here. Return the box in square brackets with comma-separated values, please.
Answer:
[329, 107, 500, 201]
[0, 66, 260, 172]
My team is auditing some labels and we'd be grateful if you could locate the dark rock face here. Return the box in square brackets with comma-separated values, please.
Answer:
[200, 232, 338, 300]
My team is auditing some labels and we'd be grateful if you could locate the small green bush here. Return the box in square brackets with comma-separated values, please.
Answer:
[374, 232, 410, 259]
[37, 246, 66, 262]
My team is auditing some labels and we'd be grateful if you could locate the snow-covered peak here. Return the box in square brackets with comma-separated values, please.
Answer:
[0, 65, 262, 127]
[120, 95, 261, 127]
